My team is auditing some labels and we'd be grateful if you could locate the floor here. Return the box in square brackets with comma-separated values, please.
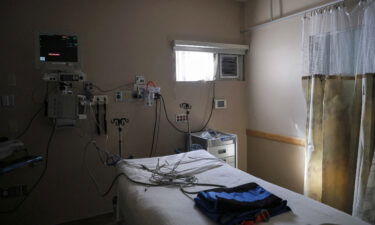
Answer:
[57, 213, 117, 225]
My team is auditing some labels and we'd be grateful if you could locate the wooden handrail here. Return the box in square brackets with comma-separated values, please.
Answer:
[246, 129, 306, 147]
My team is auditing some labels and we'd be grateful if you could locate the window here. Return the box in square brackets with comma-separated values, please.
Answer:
[173, 40, 249, 82]
[175, 51, 215, 82]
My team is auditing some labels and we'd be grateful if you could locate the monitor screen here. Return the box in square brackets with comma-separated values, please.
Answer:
[39, 35, 78, 63]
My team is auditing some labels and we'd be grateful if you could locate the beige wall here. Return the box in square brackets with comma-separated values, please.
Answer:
[247, 136, 305, 193]
[0, 1, 247, 224]
[244, 0, 334, 193]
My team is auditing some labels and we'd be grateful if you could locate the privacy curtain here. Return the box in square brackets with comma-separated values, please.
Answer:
[302, 1, 375, 224]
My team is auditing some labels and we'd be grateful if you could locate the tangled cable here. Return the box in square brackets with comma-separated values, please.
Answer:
[85, 142, 226, 199]
[144, 158, 199, 186]
[122, 154, 226, 197]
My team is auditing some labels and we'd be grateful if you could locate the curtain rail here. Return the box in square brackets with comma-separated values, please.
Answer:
[241, 0, 344, 33]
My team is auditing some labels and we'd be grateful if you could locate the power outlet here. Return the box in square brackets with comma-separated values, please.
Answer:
[175, 114, 188, 123]
[1, 95, 15, 107]
[91, 95, 108, 105]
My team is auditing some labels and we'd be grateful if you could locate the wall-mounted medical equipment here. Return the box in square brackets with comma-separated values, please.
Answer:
[47, 89, 87, 127]
[145, 86, 161, 106]
[191, 130, 237, 168]
[91, 96, 108, 135]
[214, 99, 227, 109]
[37, 33, 90, 127]
[132, 75, 146, 99]
[173, 40, 248, 81]
[132, 77, 161, 106]
[135, 75, 145, 85]
[111, 118, 129, 158]
[42, 71, 86, 82]
[35, 34, 80, 70]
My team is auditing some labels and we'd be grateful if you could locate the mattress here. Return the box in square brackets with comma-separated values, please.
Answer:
[116, 150, 369, 225]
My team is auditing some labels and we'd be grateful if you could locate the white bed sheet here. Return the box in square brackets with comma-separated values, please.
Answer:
[116, 150, 369, 225]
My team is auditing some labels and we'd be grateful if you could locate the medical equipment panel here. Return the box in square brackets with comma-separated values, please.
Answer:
[48, 92, 79, 127]
[42, 71, 85, 82]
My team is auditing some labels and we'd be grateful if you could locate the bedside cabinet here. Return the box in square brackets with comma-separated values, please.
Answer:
[190, 130, 237, 168]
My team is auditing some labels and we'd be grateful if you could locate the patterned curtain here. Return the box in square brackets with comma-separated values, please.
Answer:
[302, 1, 375, 224]
[302, 75, 357, 213]
[352, 74, 375, 223]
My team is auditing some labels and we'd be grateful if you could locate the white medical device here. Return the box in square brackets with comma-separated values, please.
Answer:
[145, 86, 161, 106]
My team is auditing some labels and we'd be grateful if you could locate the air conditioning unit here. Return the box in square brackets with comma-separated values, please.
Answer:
[218, 54, 243, 80]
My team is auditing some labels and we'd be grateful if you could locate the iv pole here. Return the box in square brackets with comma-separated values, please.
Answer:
[111, 118, 129, 157]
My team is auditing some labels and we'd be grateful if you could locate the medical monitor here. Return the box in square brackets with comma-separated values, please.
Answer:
[36, 34, 80, 70]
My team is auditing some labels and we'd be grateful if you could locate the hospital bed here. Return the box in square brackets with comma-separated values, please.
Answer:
[115, 150, 369, 225]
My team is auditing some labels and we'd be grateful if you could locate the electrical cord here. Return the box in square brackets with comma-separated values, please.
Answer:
[124, 153, 224, 186]
[85, 143, 226, 198]
[149, 98, 162, 157]
[93, 83, 133, 93]
[120, 156, 226, 196]
[90, 166, 226, 198]
[0, 124, 56, 214]
[73, 126, 111, 166]
[149, 99, 158, 157]
[87, 105, 115, 165]
[160, 95, 189, 134]
[180, 183, 222, 195]
[31, 83, 47, 105]
[15, 105, 45, 139]
[99, 173, 127, 197]
[17, 82, 60, 139]
[93, 141, 119, 166]
[197, 81, 216, 131]
[197, 81, 216, 132]
[83, 81, 219, 198]
[84, 139, 123, 197]
[84, 140, 104, 196]
[86, 168, 213, 198]
[154, 99, 161, 155]
[159, 81, 216, 134]
[85, 108, 107, 164]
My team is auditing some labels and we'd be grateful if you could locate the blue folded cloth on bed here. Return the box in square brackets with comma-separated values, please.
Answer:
[194, 182, 291, 225]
